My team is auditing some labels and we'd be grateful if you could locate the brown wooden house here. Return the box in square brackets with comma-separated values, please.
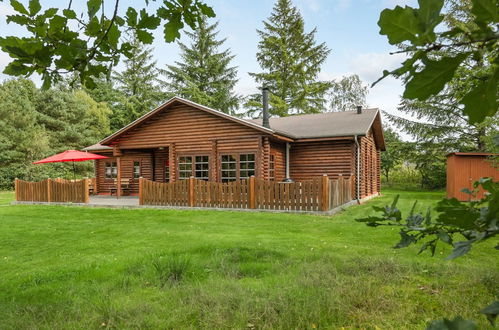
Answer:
[84, 96, 385, 200]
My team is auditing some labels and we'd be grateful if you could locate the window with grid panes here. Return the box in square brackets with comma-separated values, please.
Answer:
[105, 162, 117, 179]
[239, 154, 255, 179]
[178, 156, 192, 179]
[133, 161, 140, 178]
[221, 155, 237, 182]
[195, 156, 209, 180]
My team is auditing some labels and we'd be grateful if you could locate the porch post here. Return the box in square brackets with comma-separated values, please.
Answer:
[189, 176, 195, 207]
[83, 178, 89, 204]
[211, 140, 218, 181]
[169, 143, 176, 182]
[117, 157, 121, 198]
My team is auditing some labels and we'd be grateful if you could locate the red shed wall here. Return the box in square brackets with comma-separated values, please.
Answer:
[447, 155, 498, 200]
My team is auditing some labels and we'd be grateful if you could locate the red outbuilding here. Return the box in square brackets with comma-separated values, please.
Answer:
[446, 152, 498, 201]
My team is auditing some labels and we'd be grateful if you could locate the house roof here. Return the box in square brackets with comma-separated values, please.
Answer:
[83, 143, 112, 152]
[84, 97, 385, 151]
[447, 152, 498, 157]
[246, 108, 381, 140]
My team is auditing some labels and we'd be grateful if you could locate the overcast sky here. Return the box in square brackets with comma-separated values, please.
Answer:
[0, 0, 417, 124]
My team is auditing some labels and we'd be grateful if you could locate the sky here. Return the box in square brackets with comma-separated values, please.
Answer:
[0, 0, 417, 123]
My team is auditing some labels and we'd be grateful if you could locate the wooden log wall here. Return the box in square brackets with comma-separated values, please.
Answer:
[114, 102, 263, 155]
[270, 141, 286, 181]
[359, 130, 380, 198]
[289, 140, 355, 181]
[95, 151, 153, 194]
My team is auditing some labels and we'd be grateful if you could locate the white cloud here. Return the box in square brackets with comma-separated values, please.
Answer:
[296, 0, 321, 12]
[0, 2, 15, 16]
[382, 0, 416, 7]
[334, 0, 352, 12]
[347, 51, 407, 83]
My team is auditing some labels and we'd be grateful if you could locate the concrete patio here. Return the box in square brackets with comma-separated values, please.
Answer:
[89, 195, 139, 207]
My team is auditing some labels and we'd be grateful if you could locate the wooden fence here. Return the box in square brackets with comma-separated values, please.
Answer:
[15, 178, 89, 203]
[140, 175, 354, 211]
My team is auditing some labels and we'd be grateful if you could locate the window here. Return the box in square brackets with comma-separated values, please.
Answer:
[178, 156, 193, 179]
[269, 154, 275, 181]
[165, 161, 170, 183]
[220, 153, 256, 181]
[133, 161, 140, 178]
[178, 155, 210, 180]
[195, 156, 209, 180]
[239, 154, 255, 179]
[221, 155, 237, 182]
[105, 162, 117, 179]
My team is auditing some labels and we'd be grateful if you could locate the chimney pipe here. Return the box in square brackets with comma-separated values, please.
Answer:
[262, 86, 270, 128]
[356, 105, 362, 114]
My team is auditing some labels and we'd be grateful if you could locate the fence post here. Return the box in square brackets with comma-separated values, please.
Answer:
[47, 178, 52, 202]
[249, 176, 256, 209]
[322, 174, 330, 211]
[14, 178, 19, 201]
[139, 177, 143, 205]
[83, 178, 89, 204]
[189, 176, 195, 207]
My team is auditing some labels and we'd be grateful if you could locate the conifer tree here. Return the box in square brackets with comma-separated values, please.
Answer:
[113, 33, 165, 128]
[163, 17, 240, 115]
[246, 0, 331, 117]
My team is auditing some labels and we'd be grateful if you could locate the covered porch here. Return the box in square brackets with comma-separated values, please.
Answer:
[88, 142, 265, 197]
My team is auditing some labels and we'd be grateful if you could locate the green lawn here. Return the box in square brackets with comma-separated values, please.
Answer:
[0, 190, 497, 329]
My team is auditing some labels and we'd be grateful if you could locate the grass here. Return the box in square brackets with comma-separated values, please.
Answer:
[0, 189, 497, 329]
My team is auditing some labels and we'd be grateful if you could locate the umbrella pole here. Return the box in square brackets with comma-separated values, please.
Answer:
[73, 161, 76, 181]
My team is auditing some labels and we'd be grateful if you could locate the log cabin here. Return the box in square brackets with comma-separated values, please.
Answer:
[84, 92, 385, 200]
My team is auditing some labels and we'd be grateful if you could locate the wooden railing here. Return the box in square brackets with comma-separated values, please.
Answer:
[15, 178, 90, 203]
[140, 175, 354, 211]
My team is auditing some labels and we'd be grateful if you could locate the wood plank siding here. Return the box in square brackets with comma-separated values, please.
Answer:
[289, 140, 355, 181]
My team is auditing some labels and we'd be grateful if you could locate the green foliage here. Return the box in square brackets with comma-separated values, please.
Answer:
[0, 0, 215, 89]
[245, 0, 331, 117]
[327, 74, 368, 112]
[112, 32, 165, 129]
[357, 178, 499, 326]
[163, 16, 240, 115]
[426, 316, 477, 330]
[0, 78, 111, 189]
[376, 0, 498, 123]
[380, 128, 405, 184]
[0, 190, 497, 328]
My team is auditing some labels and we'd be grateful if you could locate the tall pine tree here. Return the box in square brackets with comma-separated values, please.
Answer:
[113, 33, 165, 129]
[246, 0, 331, 117]
[163, 17, 240, 115]
[387, 0, 498, 153]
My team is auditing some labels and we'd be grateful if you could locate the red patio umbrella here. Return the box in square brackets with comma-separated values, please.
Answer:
[33, 150, 108, 179]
